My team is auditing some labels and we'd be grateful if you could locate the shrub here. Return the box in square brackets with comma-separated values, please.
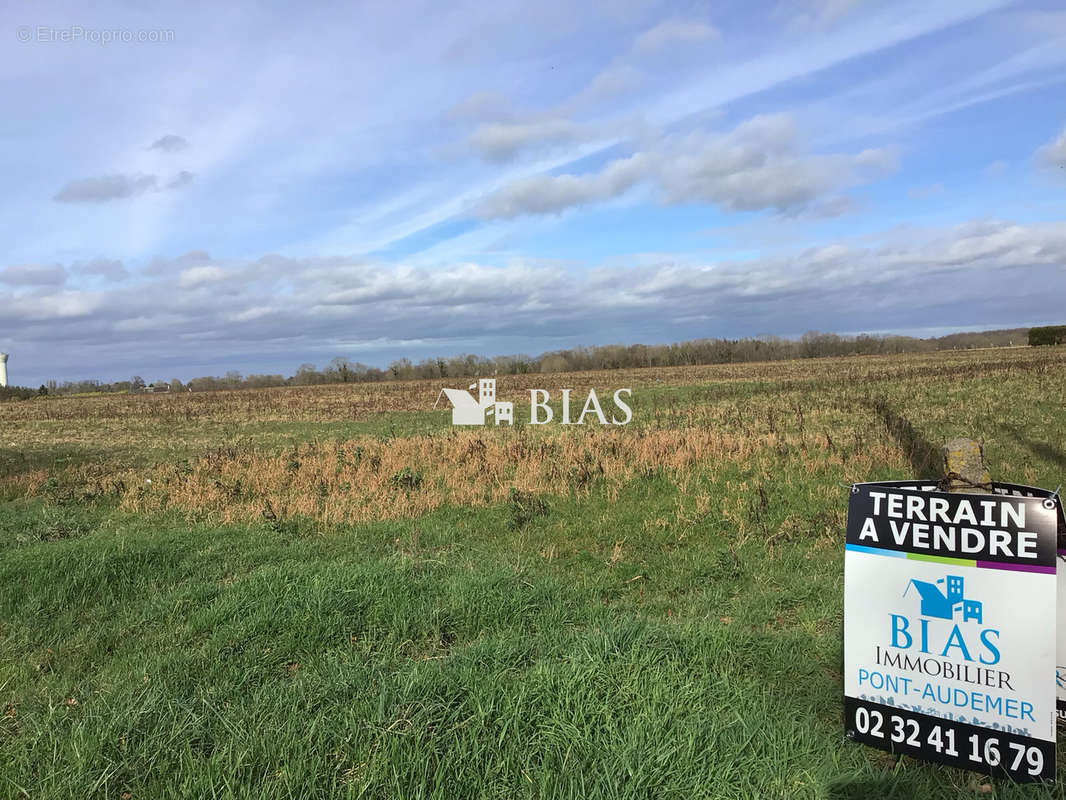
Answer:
[1029, 326, 1066, 346]
[390, 467, 423, 491]
[0, 385, 35, 402]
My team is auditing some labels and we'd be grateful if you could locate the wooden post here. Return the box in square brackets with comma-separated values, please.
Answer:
[940, 437, 991, 493]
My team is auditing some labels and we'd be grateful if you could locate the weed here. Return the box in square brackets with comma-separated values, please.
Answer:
[390, 467, 423, 491]
[507, 487, 549, 530]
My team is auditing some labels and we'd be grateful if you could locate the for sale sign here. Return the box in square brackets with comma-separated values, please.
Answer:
[844, 481, 1058, 782]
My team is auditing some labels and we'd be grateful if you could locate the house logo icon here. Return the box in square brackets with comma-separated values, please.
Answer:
[434, 378, 514, 426]
[903, 574, 983, 625]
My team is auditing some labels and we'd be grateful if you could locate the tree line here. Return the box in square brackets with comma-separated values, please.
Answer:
[5, 327, 1035, 399]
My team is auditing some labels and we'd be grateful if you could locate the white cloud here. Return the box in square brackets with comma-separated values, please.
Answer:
[75, 258, 128, 281]
[579, 66, 644, 104]
[178, 265, 227, 288]
[167, 171, 195, 189]
[54, 174, 159, 203]
[632, 20, 719, 53]
[150, 134, 189, 152]
[2, 219, 1063, 384]
[274, 0, 1017, 258]
[16, 291, 102, 320]
[53, 171, 195, 203]
[447, 91, 511, 121]
[476, 153, 655, 217]
[468, 119, 586, 163]
[0, 263, 67, 286]
[229, 306, 277, 322]
[1037, 126, 1066, 168]
[476, 113, 898, 218]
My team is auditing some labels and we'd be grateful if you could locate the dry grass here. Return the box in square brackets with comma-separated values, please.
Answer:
[113, 421, 901, 526]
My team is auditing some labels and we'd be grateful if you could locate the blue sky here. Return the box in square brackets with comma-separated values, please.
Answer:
[1, 0, 1065, 385]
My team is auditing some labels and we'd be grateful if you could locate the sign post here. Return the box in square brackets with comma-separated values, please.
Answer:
[843, 480, 1058, 782]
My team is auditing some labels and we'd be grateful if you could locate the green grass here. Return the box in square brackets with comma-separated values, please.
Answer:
[0, 487, 1060, 799]
[2, 488, 834, 800]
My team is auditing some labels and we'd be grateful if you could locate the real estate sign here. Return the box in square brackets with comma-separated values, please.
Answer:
[844, 481, 1058, 782]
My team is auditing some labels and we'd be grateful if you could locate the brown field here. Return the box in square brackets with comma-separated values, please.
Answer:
[0, 346, 1054, 424]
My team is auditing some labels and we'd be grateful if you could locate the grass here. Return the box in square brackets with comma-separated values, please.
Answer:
[2, 346, 1066, 798]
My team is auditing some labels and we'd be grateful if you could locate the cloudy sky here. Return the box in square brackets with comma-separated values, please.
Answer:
[2, 0, 1065, 385]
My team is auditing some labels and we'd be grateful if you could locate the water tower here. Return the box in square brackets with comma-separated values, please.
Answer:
[0, 353, 7, 387]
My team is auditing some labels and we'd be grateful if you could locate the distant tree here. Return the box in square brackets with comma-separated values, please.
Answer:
[1029, 326, 1066, 346]
[0, 385, 35, 402]
[130, 376, 146, 392]
[188, 376, 219, 392]
[243, 374, 285, 388]
[540, 354, 569, 373]
[328, 357, 356, 383]
[389, 358, 413, 380]
[170, 378, 185, 392]
[292, 363, 321, 386]
[38, 384, 48, 395]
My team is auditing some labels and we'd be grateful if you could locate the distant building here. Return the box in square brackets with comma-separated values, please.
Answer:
[148, 382, 170, 393]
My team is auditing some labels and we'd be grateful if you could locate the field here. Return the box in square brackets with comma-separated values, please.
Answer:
[2, 347, 1066, 799]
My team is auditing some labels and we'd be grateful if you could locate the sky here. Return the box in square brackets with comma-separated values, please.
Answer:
[1, 0, 1065, 386]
